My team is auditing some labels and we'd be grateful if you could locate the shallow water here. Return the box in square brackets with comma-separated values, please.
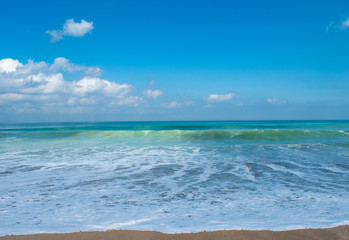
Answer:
[0, 121, 349, 235]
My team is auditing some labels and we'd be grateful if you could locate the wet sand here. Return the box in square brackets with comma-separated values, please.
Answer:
[1, 225, 348, 240]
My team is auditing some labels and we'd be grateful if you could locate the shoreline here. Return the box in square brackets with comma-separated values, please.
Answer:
[1, 225, 348, 240]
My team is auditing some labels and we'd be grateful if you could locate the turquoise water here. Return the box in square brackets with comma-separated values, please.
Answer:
[0, 121, 349, 234]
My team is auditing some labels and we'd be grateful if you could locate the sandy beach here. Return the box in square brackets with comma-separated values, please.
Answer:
[1, 225, 348, 240]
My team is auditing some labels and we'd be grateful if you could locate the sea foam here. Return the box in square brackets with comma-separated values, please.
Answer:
[0, 121, 349, 235]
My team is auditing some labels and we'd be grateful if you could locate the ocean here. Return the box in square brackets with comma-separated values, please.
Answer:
[0, 121, 349, 235]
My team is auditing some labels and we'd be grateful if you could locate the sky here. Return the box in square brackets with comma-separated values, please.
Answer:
[1, 0, 349, 122]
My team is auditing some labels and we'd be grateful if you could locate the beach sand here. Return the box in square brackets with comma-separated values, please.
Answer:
[1, 225, 348, 240]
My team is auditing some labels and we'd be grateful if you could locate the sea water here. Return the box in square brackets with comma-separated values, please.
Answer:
[0, 121, 349, 235]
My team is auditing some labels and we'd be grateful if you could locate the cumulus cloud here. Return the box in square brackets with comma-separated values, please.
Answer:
[0, 58, 140, 111]
[20, 73, 66, 94]
[73, 77, 131, 97]
[50, 57, 101, 77]
[46, 19, 94, 42]
[207, 93, 238, 103]
[267, 98, 287, 104]
[0, 58, 23, 73]
[143, 89, 163, 99]
[53, 57, 101, 77]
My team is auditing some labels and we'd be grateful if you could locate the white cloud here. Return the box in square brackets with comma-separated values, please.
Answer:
[327, 16, 349, 31]
[101, 80, 131, 97]
[0, 93, 55, 102]
[16, 59, 49, 76]
[167, 101, 181, 108]
[341, 16, 349, 29]
[267, 98, 287, 104]
[72, 77, 107, 96]
[63, 19, 94, 36]
[45, 30, 63, 42]
[20, 73, 66, 94]
[111, 96, 143, 107]
[163, 101, 195, 108]
[79, 97, 96, 105]
[49, 57, 70, 71]
[143, 89, 163, 99]
[46, 19, 94, 42]
[50, 57, 101, 77]
[0, 59, 23, 73]
[0, 93, 26, 101]
[72, 77, 132, 97]
[207, 93, 238, 103]
[0, 58, 140, 111]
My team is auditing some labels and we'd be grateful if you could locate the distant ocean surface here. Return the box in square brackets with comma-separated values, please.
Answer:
[1, 121, 349, 235]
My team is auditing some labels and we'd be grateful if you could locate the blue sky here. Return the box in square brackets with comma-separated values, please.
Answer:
[1, 0, 349, 121]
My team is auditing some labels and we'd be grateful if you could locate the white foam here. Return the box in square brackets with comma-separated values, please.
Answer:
[1, 135, 349, 235]
[105, 217, 156, 229]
